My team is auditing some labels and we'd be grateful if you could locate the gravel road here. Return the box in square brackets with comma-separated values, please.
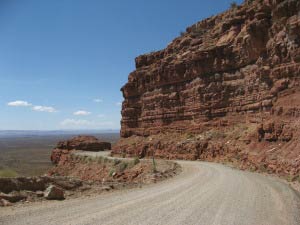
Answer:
[1, 161, 300, 225]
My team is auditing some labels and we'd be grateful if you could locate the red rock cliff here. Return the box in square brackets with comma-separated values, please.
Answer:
[113, 0, 300, 178]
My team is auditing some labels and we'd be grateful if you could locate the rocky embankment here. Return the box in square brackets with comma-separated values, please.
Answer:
[51, 135, 111, 164]
[0, 176, 82, 206]
[0, 136, 180, 207]
[113, 0, 300, 181]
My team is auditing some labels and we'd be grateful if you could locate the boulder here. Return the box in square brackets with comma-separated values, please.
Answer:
[101, 186, 111, 191]
[0, 198, 12, 207]
[44, 185, 64, 200]
[36, 191, 44, 197]
[0, 192, 26, 203]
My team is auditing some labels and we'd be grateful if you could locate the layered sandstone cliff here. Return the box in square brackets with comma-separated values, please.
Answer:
[113, 0, 300, 179]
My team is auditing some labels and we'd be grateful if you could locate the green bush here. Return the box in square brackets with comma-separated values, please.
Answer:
[286, 175, 300, 183]
[78, 156, 85, 163]
[133, 157, 140, 165]
[74, 155, 81, 161]
[206, 130, 226, 139]
[286, 175, 294, 182]
[230, 1, 237, 9]
[96, 156, 104, 164]
[152, 157, 157, 173]
[84, 156, 93, 163]
[118, 162, 128, 172]
[186, 133, 195, 139]
[113, 159, 121, 166]
[103, 157, 109, 163]
[109, 169, 115, 177]
[258, 164, 267, 173]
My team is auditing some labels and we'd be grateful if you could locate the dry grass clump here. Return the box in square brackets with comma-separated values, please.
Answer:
[0, 167, 18, 178]
[70, 154, 142, 174]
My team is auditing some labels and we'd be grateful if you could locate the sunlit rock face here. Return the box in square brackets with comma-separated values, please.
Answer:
[120, 0, 300, 138]
[114, 0, 300, 177]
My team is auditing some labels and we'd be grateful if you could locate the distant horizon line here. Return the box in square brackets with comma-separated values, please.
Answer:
[0, 129, 120, 132]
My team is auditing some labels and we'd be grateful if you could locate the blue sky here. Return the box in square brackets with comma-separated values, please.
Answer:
[0, 0, 243, 130]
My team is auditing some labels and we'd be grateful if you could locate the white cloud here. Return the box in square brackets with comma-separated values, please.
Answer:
[97, 114, 105, 118]
[60, 119, 92, 127]
[32, 105, 57, 113]
[93, 98, 103, 103]
[60, 119, 115, 129]
[7, 100, 32, 107]
[7, 100, 58, 113]
[116, 102, 122, 106]
[73, 110, 91, 116]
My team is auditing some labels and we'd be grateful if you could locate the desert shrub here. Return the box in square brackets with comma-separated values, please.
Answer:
[84, 156, 93, 163]
[191, 28, 206, 37]
[249, 166, 257, 172]
[0, 168, 18, 178]
[133, 157, 140, 166]
[258, 164, 267, 173]
[74, 155, 81, 161]
[122, 152, 126, 158]
[103, 157, 109, 163]
[109, 169, 115, 177]
[186, 133, 195, 139]
[81, 156, 87, 163]
[152, 157, 157, 173]
[286, 175, 294, 182]
[230, 1, 238, 9]
[96, 156, 104, 164]
[77, 156, 83, 163]
[118, 162, 128, 172]
[206, 130, 226, 139]
[70, 154, 75, 160]
[113, 159, 121, 166]
[291, 175, 298, 182]
[70, 154, 81, 161]
[82, 156, 88, 163]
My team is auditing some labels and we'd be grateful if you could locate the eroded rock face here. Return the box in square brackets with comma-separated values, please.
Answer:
[56, 136, 111, 151]
[114, 0, 300, 178]
[119, 0, 300, 137]
[51, 136, 111, 164]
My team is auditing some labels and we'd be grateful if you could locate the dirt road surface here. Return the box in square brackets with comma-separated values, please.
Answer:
[1, 161, 300, 225]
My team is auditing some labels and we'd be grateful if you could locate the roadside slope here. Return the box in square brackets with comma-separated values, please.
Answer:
[1, 161, 300, 225]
